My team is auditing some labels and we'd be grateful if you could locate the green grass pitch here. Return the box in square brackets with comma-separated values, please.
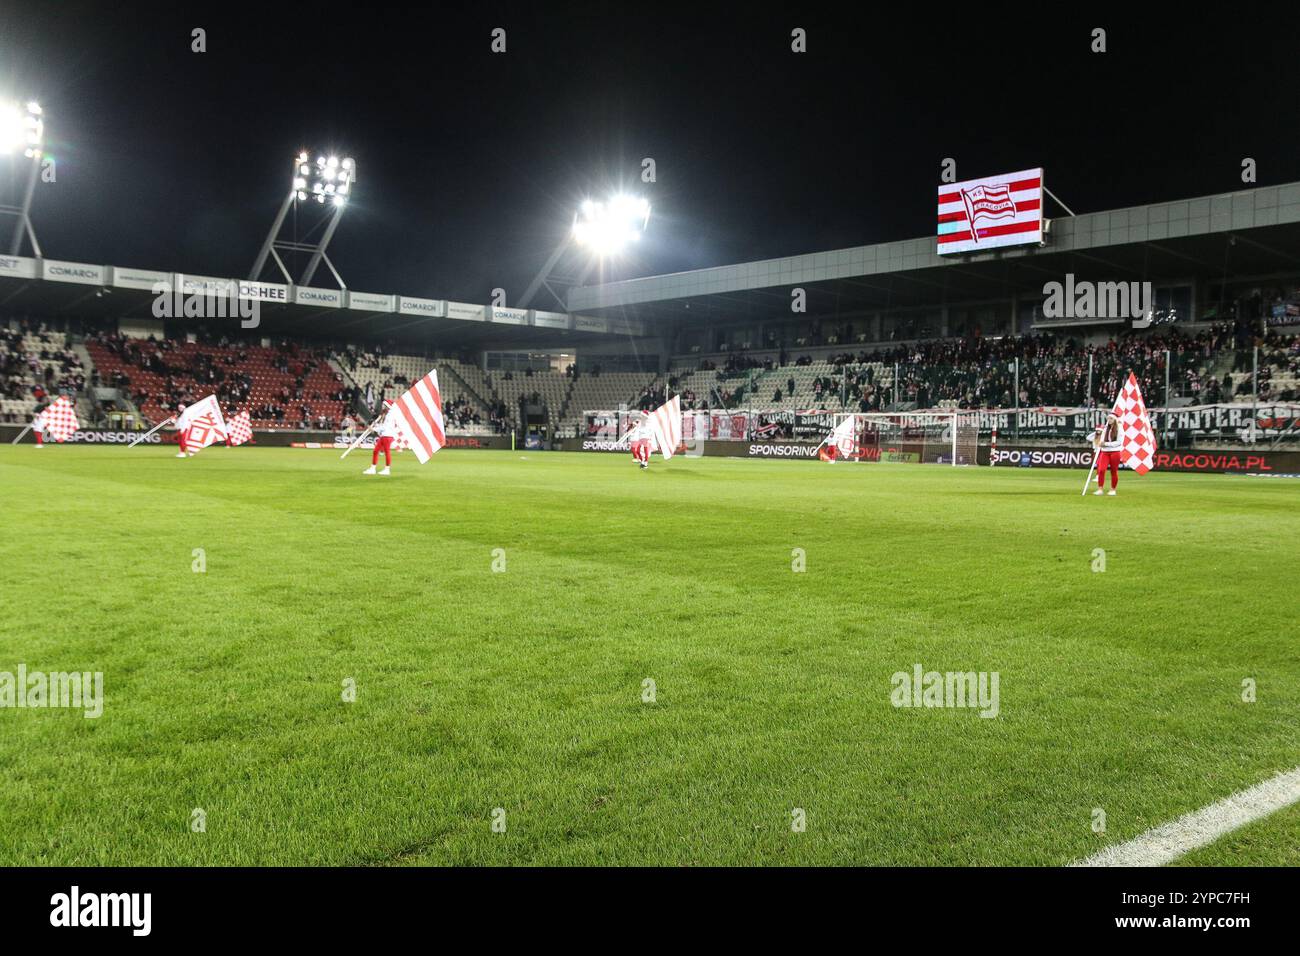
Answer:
[0, 444, 1296, 866]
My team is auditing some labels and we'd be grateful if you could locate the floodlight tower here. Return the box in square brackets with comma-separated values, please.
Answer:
[250, 150, 356, 287]
[0, 99, 45, 256]
[518, 193, 651, 310]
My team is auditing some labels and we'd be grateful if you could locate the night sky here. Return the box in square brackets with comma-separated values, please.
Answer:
[2, 3, 1296, 307]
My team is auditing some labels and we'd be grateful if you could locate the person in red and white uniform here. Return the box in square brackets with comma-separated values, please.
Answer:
[363, 400, 398, 476]
[1093, 413, 1123, 496]
[32, 402, 49, 448]
[174, 403, 190, 458]
[627, 413, 653, 469]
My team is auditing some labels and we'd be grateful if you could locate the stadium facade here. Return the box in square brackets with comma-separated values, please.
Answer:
[3, 179, 1298, 470]
[3, 179, 1297, 363]
[568, 179, 1300, 368]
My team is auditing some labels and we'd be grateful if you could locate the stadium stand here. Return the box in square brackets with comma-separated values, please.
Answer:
[1, 323, 86, 424]
[331, 348, 510, 435]
[7, 313, 1297, 443]
[84, 331, 347, 429]
[649, 322, 1293, 413]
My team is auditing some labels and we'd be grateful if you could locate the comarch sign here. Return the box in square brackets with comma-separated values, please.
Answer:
[293, 286, 343, 308]
[398, 296, 446, 317]
[177, 273, 237, 296]
[42, 260, 106, 286]
[490, 307, 528, 325]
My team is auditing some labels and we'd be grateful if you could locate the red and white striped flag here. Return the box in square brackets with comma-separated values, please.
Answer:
[227, 410, 253, 446]
[176, 395, 228, 454]
[1111, 372, 1157, 474]
[389, 370, 446, 463]
[33, 395, 78, 442]
[646, 395, 682, 460]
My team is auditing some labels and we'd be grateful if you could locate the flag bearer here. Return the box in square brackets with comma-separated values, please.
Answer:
[1093, 413, 1123, 496]
[363, 400, 398, 476]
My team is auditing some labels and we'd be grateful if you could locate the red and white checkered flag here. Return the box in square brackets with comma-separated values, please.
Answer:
[33, 396, 78, 443]
[227, 410, 253, 446]
[176, 395, 228, 454]
[1110, 372, 1157, 474]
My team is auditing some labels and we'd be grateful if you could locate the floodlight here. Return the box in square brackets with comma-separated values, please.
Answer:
[1, 98, 46, 257]
[572, 192, 651, 256]
[291, 150, 355, 204]
[251, 147, 357, 286]
[0, 100, 43, 156]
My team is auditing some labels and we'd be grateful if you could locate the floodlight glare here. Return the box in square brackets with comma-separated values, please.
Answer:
[292, 149, 355, 205]
[0, 100, 43, 156]
[572, 192, 651, 256]
[252, 147, 357, 286]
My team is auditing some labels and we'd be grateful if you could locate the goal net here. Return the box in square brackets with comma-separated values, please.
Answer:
[823, 411, 979, 465]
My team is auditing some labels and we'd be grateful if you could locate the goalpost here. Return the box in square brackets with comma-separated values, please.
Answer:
[826, 410, 980, 465]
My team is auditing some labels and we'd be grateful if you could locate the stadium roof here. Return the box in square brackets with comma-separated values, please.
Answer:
[0, 258, 644, 347]
[567, 182, 1300, 324]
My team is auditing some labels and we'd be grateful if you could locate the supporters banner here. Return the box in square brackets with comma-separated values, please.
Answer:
[938, 168, 1043, 254]
[585, 403, 1298, 445]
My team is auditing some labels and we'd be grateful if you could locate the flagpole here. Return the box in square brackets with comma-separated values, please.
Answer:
[1080, 413, 1107, 495]
[10, 424, 32, 445]
[339, 412, 384, 460]
[129, 417, 174, 448]
[1080, 454, 1099, 495]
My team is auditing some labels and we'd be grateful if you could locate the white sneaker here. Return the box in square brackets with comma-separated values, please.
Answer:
[362, 465, 376, 475]
[1107, 490, 1117, 496]
[35, 444, 43, 449]
[188, 452, 195, 457]
[1093, 489, 1103, 495]
[176, 452, 187, 458]
[379, 466, 390, 476]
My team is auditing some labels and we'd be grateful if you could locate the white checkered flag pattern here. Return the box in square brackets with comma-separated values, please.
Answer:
[227, 411, 253, 446]
[33, 396, 79, 443]
[1111, 371, 1157, 474]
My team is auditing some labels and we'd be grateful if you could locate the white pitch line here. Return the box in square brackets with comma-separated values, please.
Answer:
[1072, 765, 1300, 867]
